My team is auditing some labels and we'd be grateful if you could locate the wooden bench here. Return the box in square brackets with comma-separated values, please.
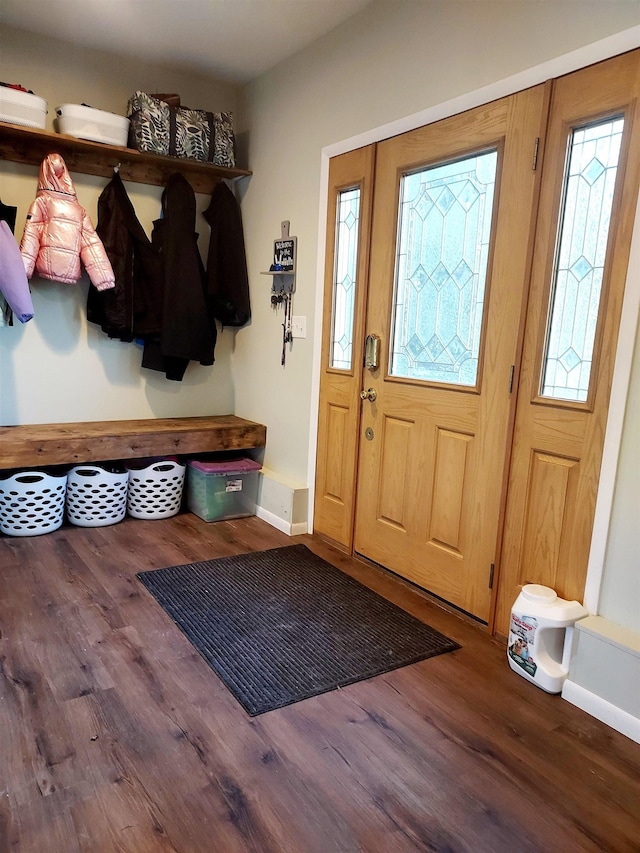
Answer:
[0, 416, 266, 469]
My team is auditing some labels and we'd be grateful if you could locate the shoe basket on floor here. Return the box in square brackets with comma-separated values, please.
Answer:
[66, 465, 129, 527]
[0, 470, 67, 536]
[126, 458, 186, 519]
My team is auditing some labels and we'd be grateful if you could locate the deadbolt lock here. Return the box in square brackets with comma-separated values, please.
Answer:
[360, 387, 377, 402]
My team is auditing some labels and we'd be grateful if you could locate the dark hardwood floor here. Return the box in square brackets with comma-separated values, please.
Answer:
[0, 512, 638, 852]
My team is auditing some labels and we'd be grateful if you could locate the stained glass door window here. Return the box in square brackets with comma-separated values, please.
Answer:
[541, 116, 624, 401]
[390, 151, 498, 386]
[330, 187, 361, 370]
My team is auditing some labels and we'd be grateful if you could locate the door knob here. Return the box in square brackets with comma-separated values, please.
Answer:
[360, 387, 377, 402]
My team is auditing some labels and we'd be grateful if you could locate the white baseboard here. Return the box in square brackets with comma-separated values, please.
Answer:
[256, 505, 309, 537]
[256, 469, 309, 536]
[562, 679, 640, 744]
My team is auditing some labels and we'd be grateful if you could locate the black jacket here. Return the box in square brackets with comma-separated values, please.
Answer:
[88, 172, 163, 341]
[204, 181, 251, 327]
[142, 173, 216, 381]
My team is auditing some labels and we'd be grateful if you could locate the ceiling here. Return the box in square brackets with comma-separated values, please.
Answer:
[0, 0, 374, 83]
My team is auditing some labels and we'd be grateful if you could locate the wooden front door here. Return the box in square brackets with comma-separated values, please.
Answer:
[351, 88, 548, 622]
[314, 50, 640, 630]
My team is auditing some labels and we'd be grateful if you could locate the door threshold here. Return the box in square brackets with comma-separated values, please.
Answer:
[353, 550, 489, 631]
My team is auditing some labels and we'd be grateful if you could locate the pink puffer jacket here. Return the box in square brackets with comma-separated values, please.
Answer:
[20, 153, 115, 291]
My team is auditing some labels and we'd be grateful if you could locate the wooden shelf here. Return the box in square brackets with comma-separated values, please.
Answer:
[0, 122, 252, 194]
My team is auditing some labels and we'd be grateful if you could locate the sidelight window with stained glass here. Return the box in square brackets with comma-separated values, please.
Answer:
[330, 187, 361, 370]
[389, 150, 498, 386]
[541, 116, 624, 402]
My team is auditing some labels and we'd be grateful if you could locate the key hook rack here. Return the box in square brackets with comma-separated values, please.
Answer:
[261, 220, 297, 365]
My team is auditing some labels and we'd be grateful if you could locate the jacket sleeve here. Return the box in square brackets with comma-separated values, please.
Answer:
[19, 199, 45, 279]
[79, 209, 116, 291]
[0, 221, 34, 323]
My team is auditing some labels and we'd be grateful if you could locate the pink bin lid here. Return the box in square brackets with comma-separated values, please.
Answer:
[188, 458, 262, 474]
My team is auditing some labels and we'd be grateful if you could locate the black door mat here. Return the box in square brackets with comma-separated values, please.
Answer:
[137, 544, 460, 715]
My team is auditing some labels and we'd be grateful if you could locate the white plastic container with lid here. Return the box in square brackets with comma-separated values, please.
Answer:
[507, 584, 588, 693]
[187, 458, 262, 522]
[0, 88, 47, 129]
[55, 104, 129, 147]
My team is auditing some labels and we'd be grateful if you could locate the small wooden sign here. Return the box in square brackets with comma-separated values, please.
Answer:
[273, 237, 296, 273]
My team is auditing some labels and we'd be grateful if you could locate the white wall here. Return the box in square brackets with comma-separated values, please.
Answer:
[599, 323, 640, 631]
[0, 25, 244, 425]
[237, 0, 640, 485]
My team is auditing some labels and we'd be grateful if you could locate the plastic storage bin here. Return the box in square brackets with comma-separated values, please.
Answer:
[0, 88, 47, 129]
[0, 470, 66, 536]
[187, 458, 261, 522]
[55, 104, 129, 146]
[126, 458, 185, 520]
[66, 464, 128, 527]
[507, 584, 588, 693]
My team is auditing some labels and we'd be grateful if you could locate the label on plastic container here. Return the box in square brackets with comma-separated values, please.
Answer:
[508, 613, 538, 677]
[225, 478, 243, 493]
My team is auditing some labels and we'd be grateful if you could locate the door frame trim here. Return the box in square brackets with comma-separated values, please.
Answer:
[584, 189, 640, 612]
[308, 26, 640, 610]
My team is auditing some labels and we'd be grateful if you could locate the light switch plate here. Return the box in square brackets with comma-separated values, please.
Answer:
[291, 316, 306, 339]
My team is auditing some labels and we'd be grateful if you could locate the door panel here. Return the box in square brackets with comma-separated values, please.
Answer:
[520, 451, 580, 588]
[314, 146, 375, 549]
[495, 50, 640, 635]
[354, 87, 550, 621]
[377, 415, 414, 529]
[324, 403, 350, 499]
[430, 428, 473, 553]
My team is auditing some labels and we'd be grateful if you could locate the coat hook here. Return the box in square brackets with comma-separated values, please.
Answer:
[113, 162, 121, 174]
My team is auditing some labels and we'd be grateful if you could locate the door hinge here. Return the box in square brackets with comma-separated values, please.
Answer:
[532, 137, 540, 171]
[508, 364, 515, 393]
[489, 563, 495, 589]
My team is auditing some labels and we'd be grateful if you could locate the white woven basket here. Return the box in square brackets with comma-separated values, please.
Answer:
[126, 460, 185, 520]
[0, 470, 67, 537]
[66, 465, 128, 527]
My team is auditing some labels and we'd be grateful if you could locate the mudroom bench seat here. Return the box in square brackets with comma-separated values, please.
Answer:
[0, 415, 266, 470]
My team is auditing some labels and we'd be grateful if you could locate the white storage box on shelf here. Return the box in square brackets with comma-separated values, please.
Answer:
[55, 104, 129, 146]
[0, 470, 66, 537]
[0, 87, 47, 129]
[126, 458, 185, 520]
[66, 464, 128, 528]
